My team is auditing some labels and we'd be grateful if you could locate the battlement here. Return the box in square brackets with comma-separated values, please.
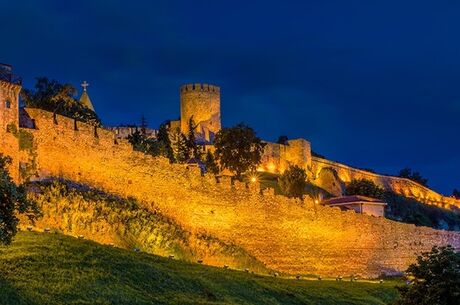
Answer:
[22, 108, 120, 147]
[180, 83, 220, 94]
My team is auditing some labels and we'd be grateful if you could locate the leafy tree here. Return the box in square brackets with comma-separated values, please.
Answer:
[204, 151, 219, 175]
[127, 130, 162, 157]
[21, 77, 101, 126]
[0, 154, 39, 245]
[127, 129, 143, 151]
[214, 123, 265, 180]
[277, 135, 289, 145]
[398, 167, 428, 187]
[278, 165, 307, 199]
[345, 179, 384, 199]
[394, 245, 460, 305]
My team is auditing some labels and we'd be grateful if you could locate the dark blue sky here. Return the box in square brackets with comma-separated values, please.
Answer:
[1, 0, 459, 194]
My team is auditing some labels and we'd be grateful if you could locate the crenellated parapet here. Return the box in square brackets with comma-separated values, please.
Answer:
[180, 83, 220, 94]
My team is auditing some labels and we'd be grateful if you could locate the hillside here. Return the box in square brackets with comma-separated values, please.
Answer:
[0, 232, 400, 305]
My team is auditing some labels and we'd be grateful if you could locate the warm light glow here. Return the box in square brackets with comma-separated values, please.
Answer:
[267, 163, 276, 172]
[251, 176, 257, 183]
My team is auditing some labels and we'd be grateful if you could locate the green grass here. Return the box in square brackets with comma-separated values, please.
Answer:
[0, 232, 400, 305]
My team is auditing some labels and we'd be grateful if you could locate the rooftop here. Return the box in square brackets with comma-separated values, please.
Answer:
[321, 195, 387, 206]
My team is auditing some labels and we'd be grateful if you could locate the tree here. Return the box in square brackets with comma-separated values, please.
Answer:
[157, 121, 174, 162]
[277, 135, 289, 145]
[170, 128, 190, 163]
[398, 168, 428, 187]
[278, 165, 307, 199]
[0, 154, 39, 245]
[127, 129, 144, 151]
[186, 117, 201, 159]
[140, 115, 148, 135]
[213, 123, 265, 180]
[394, 245, 460, 305]
[452, 189, 460, 199]
[21, 77, 101, 126]
[204, 151, 219, 175]
[345, 179, 384, 199]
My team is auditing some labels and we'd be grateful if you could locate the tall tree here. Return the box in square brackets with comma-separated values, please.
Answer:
[140, 115, 148, 135]
[278, 165, 307, 199]
[0, 154, 39, 245]
[170, 128, 190, 163]
[213, 123, 265, 180]
[21, 77, 101, 126]
[186, 117, 201, 159]
[157, 121, 174, 162]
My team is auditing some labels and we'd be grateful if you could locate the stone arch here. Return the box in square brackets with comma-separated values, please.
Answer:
[314, 167, 345, 196]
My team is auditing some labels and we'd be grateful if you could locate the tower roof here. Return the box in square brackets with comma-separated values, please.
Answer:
[79, 81, 95, 112]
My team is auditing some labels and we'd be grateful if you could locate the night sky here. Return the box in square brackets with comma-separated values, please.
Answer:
[1, 1, 459, 194]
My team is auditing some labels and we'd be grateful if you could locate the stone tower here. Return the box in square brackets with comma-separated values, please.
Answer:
[180, 83, 221, 143]
[0, 63, 22, 182]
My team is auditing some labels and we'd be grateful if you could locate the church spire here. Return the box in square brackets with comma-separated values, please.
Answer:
[79, 80, 95, 112]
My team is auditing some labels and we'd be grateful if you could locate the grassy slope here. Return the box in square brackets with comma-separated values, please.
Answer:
[0, 232, 399, 305]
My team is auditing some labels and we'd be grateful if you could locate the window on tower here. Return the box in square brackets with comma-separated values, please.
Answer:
[5, 99, 11, 109]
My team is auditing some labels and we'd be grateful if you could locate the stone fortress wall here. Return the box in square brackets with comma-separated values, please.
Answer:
[260, 139, 312, 173]
[1, 105, 459, 277]
[310, 157, 460, 210]
[180, 83, 221, 143]
[1, 78, 460, 277]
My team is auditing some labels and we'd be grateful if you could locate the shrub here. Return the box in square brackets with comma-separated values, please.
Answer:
[278, 165, 307, 199]
[394, 245, 460, 305]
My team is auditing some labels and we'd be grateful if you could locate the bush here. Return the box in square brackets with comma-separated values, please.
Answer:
[394, 245, 460, 305]
[345, 179, 384, 199]
[278, 165, 307, 199]
[0, 154, 39, 244]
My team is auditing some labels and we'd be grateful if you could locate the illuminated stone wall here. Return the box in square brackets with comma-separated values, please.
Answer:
[180, 84, 221, 142]
[260, 139, 311, 173]
[7, 107, 459, 278]
[310, 157, 460, 210]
